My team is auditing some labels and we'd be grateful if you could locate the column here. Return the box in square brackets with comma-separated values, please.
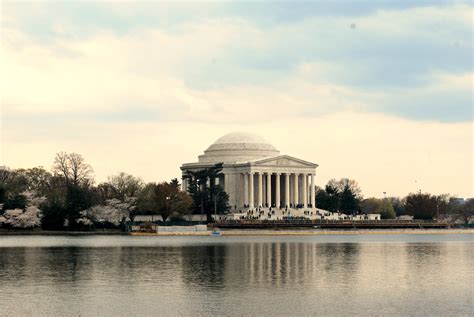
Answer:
[310, 173, 316, 208]
[257, 172, 263, 207]
[293, 173, 299, 206]
[249, 173, 254, 208]
[302, 173, 307, 208]
[285, 173, 290, 208]
[275, 173, 281, 208]
[243, 173, 249, 207]
[266, 172, 272, 207]
[181, 177, 186, 191]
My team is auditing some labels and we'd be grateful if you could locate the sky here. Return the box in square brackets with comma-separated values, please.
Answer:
[1, 0, 472, 198]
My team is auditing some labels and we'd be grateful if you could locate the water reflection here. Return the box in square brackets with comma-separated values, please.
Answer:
[181, 245, 227, 288]
[0, 236, 472, 316]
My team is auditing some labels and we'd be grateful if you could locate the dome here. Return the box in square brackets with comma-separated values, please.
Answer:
[198, 132, 280, 163]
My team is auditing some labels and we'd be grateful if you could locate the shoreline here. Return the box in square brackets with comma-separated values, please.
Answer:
[1, 228, 472, 236]
[146, 229, 474, 236]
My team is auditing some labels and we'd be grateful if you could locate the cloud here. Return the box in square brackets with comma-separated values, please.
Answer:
[2, 13, 471, 123]
[1, 1, 472, 198]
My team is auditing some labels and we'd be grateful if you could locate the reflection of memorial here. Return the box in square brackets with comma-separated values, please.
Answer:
[228, 242, 361, 288]
[179, 245, 227, 288]
[177, 241, 361, 289]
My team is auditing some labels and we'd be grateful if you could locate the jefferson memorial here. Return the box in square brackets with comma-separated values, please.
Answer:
[181, 132, 318, 213]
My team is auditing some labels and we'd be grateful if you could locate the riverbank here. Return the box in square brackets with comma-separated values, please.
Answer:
[0, 229, 126, 235]
[1, 228, 473, 236]
[135, 228, 474, 236]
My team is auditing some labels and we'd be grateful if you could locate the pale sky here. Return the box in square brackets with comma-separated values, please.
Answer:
[1, 1, 472, 198]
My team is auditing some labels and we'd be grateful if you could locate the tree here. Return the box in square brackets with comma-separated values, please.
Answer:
[53, 152, 94, 186]
[2, 192, 27, 210]
[184, 163, 229, 221]
[0, 168, 29, 194]
[389, 197, 406, 216]
[102, 172, 144, 200]
[0, 191, 46, 228]
[360, 198, 380, 214]
[96, 182, 115, 203]
[0, 168, 29, 210]
[450, 199, 474, 226]
[360, 198, 395, 219]
[96, 173, 143, 219]
[328, 178, 362, 198]
[65, 184, 96, 229]
[329, 178, 361, 214]
[137, 179, 192, 222]
[316, 179, 362, 213]
[77, 198, 136, 227]
[405, 193, 437, 220]
[315, 185, 339, 212]
[339, 186, 359, 214]
[22, 167, 53, 196]
[41, 200, 67, 230]
[380, 199, 396, 219]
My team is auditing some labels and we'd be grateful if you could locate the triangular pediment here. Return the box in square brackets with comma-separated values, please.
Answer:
[251, 155, 318, 168]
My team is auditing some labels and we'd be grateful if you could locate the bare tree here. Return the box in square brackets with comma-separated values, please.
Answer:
[107, 172, 144, 200]
[452, 199, 474, 226]
[0, 167, 12, 185]
[53, 152, 94, 186]
[53, 152, 70, 182]
[327, 178, 362, 198]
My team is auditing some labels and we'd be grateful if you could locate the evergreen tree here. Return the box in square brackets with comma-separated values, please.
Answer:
[316, 184, 339, 212]
[136, 179, 192, 222]
[315, 178, 362, 214]
[184, 163, 229, 222]
[339, 184, 359, 214]
[65, 184, 95, 230]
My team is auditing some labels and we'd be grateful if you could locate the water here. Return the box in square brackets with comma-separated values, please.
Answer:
[0, 234, 472, 316]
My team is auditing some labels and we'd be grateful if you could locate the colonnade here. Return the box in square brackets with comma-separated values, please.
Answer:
[244, 172, 316, 209]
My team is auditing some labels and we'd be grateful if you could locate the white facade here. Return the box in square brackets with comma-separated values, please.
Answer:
[181, 132, 319, 212]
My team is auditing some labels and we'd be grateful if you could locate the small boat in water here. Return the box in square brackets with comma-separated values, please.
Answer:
[211, 228, 221, 236]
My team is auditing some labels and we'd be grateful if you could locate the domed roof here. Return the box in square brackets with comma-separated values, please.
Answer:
[212, 132, 276, 148]
[198, 132, 280, 163]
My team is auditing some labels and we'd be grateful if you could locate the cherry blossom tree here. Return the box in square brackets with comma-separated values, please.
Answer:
[0, 191, 46, 228]
[77, 197, 136, 226]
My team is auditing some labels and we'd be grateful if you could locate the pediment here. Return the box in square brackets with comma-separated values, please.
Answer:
[252, 155, 318, 168]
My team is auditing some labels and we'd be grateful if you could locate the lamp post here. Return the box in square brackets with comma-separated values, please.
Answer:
[214, 191, 220, 223]
[165, 196, 170, 223]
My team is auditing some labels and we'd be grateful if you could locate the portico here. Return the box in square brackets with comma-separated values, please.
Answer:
[239, 167, 316, 209]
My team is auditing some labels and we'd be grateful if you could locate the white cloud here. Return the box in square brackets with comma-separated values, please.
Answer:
[1, 3, 472, 198]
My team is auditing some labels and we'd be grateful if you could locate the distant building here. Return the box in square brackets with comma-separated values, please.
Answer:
[181, 132, 319, 213]
[449, 197, 465, 205]
[397, 215, 414, 221]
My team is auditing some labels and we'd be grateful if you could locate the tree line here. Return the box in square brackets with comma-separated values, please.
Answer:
[0, 152, 472, 229]
[315, 178, 473, 224]
[0, 152, 222, 230]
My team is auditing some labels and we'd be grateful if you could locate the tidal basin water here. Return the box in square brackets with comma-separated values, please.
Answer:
[0, 234, 472, 316]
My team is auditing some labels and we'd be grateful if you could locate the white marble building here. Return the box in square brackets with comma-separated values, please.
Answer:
[181, 132, 319, 213]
